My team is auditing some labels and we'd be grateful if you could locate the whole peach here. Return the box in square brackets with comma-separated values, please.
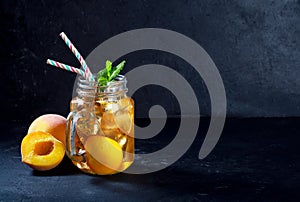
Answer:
[28, 114, 67, 145]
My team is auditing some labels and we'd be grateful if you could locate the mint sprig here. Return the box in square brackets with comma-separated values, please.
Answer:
[96, 60, 125, 86]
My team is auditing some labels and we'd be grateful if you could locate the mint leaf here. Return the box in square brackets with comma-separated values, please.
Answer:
[109, 60, 125, 81]
[105, 60, 112, 78]
[96, 60, 126, 86]
[97, 69, 107, 84]
[98, 76, 107, 86]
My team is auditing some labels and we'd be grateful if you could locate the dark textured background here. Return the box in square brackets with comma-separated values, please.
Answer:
[1, 1, 300, 200]
[1, 0, 299, 123]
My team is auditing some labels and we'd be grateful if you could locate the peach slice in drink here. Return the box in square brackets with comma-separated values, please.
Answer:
[85, 136, 123, 175]
[113, 98, 134, 135]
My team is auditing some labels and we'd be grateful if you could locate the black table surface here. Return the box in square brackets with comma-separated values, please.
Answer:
[1, 118, 299, 201]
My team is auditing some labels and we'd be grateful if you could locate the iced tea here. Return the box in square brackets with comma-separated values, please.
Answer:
[66, 75, 134, 175]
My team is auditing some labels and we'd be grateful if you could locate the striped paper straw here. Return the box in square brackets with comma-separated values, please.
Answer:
[46, 59, 86, 78]
[59, 32, 95, 83]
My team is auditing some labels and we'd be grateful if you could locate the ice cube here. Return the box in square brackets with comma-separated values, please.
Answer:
[100, 111, 121, 138]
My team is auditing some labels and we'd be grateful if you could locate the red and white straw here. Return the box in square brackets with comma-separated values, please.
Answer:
[59, 32, 95, 83]
[46, 59, 86, 78]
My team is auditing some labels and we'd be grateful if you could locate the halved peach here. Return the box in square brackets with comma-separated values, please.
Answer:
[28, 114, 67, 145]
[21, 131, 65, 171]
[85, 136, 123, 175]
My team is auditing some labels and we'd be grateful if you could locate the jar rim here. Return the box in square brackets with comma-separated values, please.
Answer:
[77, 74, 128, 96]
[78, 74, 126, 87]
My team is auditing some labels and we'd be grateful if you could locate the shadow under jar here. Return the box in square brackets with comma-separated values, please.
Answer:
[66, 75, 134, 175]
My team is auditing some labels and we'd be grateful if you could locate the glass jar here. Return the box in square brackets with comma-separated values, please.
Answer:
[66, 75, 134, 175]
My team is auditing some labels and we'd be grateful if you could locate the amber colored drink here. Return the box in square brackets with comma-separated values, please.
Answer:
[66, 75, 134, 175]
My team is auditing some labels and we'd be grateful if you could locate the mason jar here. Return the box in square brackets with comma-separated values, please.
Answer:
[66, 75, 134, 175]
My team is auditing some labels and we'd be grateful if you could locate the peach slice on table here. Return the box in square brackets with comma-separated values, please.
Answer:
[27, 114, 67, 145]
[84, 136, 123, 175]
[21, 131, 65, 171]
